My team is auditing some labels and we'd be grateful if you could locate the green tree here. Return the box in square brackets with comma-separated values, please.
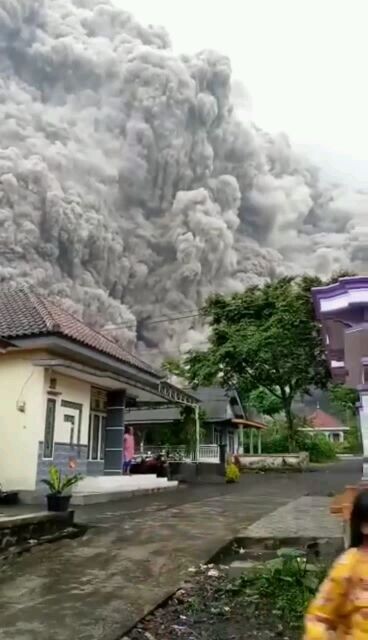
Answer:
[329, 384, 359, 414]
[173, 276, 331, 449]
[247, 387, 284, 418]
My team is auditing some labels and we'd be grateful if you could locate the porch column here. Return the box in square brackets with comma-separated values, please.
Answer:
[104, 390, 126, 475]
[194, 404, 200, 463]
[257, 429, 262, 454]
[238, 424, 244, 454]
[250, 428, 254, 454]
[359, 392, 368, 481]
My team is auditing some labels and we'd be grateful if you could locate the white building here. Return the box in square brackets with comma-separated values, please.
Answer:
[0, 287, 198, 499]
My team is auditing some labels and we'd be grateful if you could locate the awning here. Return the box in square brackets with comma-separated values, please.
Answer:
[231, 418, 267, 430]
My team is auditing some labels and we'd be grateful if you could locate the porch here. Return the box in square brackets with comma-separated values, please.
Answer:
[30, 358, 201, 503]
[133, 417, 267, 464]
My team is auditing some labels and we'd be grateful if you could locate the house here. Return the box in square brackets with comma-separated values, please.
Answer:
[126, 385, 266, 457]
[0, 287, 198, 496]
[312, 276, 368, 476]
[304, 408, 348, 443]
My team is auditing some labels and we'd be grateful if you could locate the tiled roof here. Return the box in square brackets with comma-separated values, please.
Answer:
[307, 409, 343, 430]
[0, 287, 158, 376]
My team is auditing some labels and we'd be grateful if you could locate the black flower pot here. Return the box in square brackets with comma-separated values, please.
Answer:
[47, 494, 71, 512]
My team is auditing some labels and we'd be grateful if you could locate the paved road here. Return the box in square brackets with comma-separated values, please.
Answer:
[0, 460, 360, 640]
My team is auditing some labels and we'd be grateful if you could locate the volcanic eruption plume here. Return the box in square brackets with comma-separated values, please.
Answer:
[0, 0, 366, 363]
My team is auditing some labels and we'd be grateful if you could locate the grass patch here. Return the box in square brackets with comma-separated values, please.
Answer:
[224, 549, 326, 628]
[127, 550, 327, 639]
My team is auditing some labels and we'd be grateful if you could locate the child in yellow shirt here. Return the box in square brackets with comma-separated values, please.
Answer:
[304, 490, 368, 639]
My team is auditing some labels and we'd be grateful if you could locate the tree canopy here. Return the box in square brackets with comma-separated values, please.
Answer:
[328, 384, 359, 416]
[247, 387, 284, 418]
[170, 275, 333, 443]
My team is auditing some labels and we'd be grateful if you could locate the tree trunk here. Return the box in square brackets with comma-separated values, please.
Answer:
[281, 396, 296, 452]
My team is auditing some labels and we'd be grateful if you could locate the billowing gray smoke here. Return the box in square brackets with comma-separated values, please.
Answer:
[0, 0, 366, 364]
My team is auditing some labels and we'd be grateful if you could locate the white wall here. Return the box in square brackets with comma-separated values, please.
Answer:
[0, 352, 45, 490]
[0, 356, 93, 491]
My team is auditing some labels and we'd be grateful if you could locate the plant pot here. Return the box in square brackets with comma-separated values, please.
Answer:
[47, 494, 71, 512]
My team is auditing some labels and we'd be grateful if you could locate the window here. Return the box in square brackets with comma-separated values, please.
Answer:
[43, 397, 56, 459]
[88, 412, 106, 460]
[64, 414, 75, 447]
[363, 365, 368, 385]
[90, 388, 107, 412]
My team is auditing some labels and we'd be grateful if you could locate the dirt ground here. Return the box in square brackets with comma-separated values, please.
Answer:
[126, 566, 301, 640]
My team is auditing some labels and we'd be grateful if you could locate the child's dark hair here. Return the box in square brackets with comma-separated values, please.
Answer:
[350, 490, 368, 547]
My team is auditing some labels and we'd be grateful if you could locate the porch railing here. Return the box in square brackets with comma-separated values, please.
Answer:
[137, 444, 220, 463]
[198, 444, 220, 462]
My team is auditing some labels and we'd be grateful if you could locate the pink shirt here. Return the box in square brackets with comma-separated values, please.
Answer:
[123, 433, 135, 460]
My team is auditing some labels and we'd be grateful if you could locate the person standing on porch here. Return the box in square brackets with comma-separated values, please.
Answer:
[122, 426, 135, 475]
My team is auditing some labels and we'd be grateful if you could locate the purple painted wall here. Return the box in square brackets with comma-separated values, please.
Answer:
[312, 277, 368, 389]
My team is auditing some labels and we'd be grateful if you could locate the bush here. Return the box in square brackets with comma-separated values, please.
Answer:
[261, 424, 337, 463]
[226, 463, 240, 483]
[303, 434, 337, 463]
[238, 549, 326, 627]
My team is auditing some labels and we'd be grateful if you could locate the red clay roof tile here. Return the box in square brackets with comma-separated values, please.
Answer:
[0, 287, 158, 377]
[307, 408, 342, 430]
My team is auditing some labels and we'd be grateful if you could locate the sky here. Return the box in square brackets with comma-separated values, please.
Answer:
[119, 0, 368, 187]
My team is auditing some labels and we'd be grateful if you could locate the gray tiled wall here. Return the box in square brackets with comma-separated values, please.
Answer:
[86, 460, 104, 476]
[36, 442, 88, 492]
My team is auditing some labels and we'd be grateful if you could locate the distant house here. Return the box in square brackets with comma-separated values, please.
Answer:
[304, 408, 348, 443]
[0, 287, 197, 495]
[127, 386, 266, 456]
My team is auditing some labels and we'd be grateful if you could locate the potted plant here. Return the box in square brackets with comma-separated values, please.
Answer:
[42, 466, 83, 512]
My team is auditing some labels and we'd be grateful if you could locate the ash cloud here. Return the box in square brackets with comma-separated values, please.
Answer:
[0, 0, 366, 363]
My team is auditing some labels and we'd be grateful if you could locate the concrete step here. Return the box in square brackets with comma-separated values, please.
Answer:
[71, 483, 178, 505]
[73, 475, 175, 494]
[71, 474, 179, 505]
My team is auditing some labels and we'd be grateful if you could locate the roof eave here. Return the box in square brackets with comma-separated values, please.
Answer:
[0, 337, 17, 352]
[9, 334, 162, 385]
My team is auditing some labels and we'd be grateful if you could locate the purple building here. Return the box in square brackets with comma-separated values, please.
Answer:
[312, 276, 368, 477]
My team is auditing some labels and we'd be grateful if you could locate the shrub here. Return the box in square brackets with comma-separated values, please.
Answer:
[303, 434, 337, 463]
[261, 423, 336, 463]
[238, 549, 326, 627]
[226, 463, 240, 483]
